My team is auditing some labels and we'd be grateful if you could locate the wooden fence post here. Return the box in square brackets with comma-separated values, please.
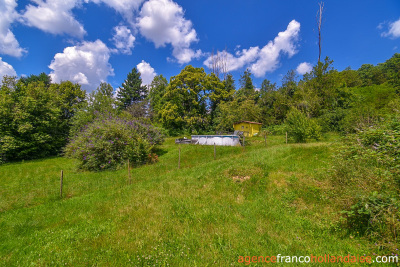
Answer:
[60, 170, 63, 198]
[214, 143, 216, 160]
[128, 159, 131, 184]
[178, 146, 181, 169]
[264, 133, 267, 147]
[286, 132, 288, 144]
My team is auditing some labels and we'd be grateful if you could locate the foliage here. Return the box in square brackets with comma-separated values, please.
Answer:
[237, 69, 255, 98]
[214, 98, 262, 132]
[19, 72, 52, 88]
[70, 82, 116, 136]
[342, 192, 400, 241]
[281, 69, 298, 97]
[285, 108, 321, 143]
[124, 101, 153, 122]
[260, 78, 276, 94]
[117, 67, 147, 110]
[65, 115, 164, 171]
[207, 73, 233, 120]
[339, 84, 397, 133]
[264, 124, 286, 135]
[331, 116, 400, 244]
[382, 53, 400, 90]
[0, 77, 85, 163]
[159, 66, 212, 134]
[148, 74, 168, 120]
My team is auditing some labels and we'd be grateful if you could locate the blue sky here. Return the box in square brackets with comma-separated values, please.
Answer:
[0, 0, 399, 91]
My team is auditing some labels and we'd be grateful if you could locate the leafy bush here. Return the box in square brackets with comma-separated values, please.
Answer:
[264, 124, 286, 135]
[65, 115, 164, 171]
[331, 116, 400, 246]
[318, 108, 348, 132]
[285, 108, 321, 142]
[341, 192, 400, 241]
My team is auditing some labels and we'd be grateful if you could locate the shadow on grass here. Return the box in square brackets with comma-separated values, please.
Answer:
[153, 147, 169, 157]
[0, 155, 61, 166]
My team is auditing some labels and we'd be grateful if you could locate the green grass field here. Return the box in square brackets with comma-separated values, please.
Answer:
[0, 135, 382, 266]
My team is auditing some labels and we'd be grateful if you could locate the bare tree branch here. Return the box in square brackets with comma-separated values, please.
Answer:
[317, 2, 324, 63]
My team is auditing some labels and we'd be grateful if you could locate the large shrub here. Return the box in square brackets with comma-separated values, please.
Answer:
[331, 116, 400, 247]
[65, 115, 164, 171]
[285, 108, 321, 143]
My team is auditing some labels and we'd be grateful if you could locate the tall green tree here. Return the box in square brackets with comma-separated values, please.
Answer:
[117, 67, 147, 110]
[148, 74, 168, 118]
[236, 69, 256, 99]
[237, 69, 255, 98]
[281, 69, 298, 97]
[224, 74, 236, 94]
[258, 79, 278, 125]
[19, 73, 51, 88]
[0, 78, 65, 161]
[260, 79, 276, 94]
[381, 53, 400, 90]
[159, 66, 209, 133]
[50, 81, 86, 121]
[207, 73, 232, 121]
[70, 82, 116, 135]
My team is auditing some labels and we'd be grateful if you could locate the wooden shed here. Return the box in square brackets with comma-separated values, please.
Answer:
[233, 121, 262, 137]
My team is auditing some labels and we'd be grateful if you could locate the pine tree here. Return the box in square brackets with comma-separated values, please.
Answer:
[117, 67, 147, 110]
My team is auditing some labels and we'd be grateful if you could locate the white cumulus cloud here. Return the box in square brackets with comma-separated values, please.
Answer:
[203, 20, 301, 77]
[86, 0, 145, 24]
[381, 18, 400, 39]
[137, 0, 200, 64]
[22, 0, 86, 38]
[112, 25, 135, 55]
[49, 40, 114, 91]
[0, 0, 26, 57]
[250, 20, 300, 77]
[137, 60, 156, 86]
[0, 57, 17, 78]
[296, 62, 313, 75]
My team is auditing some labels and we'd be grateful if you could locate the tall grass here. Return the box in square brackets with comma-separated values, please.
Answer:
[0, 135, 383, 266]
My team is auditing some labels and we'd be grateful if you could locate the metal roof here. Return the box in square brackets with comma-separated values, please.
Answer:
[233, 121, 262, 125]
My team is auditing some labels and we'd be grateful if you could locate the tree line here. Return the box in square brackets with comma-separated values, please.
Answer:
[1, 53, 400, 163]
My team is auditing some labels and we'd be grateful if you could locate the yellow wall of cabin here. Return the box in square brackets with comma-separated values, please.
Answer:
[233, 123, 261, 137]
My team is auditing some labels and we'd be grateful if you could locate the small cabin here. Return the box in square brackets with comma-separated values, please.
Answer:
[233, 121, 262, 137]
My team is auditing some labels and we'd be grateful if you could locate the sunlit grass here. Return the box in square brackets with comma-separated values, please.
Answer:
[0, 134, 377, 266]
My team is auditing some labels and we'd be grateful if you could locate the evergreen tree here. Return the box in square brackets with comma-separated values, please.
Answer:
[260, 79, 276, 94]
[281, 69, 298, 97]
[117, 67, 147, 110]
[238, 69, 255, 97]
[224, 74, 236, 94]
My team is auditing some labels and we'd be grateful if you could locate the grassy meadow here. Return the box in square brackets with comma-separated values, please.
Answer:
[0, 135, 386, 266]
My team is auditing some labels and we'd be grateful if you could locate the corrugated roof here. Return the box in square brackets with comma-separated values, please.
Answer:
[233, 120, 262, 125]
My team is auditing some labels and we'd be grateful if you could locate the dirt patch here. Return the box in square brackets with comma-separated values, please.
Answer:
[224, 165, 262, 183]
[235, 194, 245, 204]
[289, 198, 309, 212]
[232, 176, 250, 183]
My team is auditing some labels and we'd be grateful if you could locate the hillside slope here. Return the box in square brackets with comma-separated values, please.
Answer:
[0, 136, 376, 266]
